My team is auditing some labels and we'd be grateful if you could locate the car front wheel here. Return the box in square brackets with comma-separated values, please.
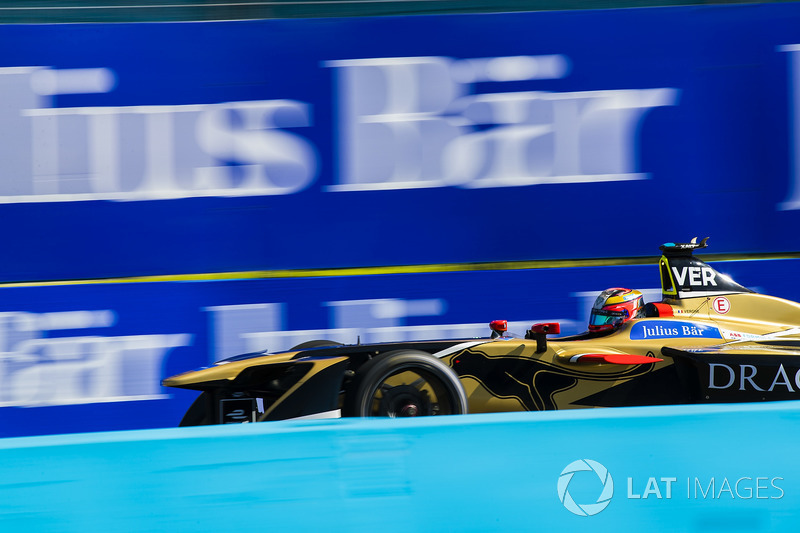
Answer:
[344, 350, 468, 418]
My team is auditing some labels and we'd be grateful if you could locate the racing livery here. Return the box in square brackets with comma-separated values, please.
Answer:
[163, 238, 800, 425]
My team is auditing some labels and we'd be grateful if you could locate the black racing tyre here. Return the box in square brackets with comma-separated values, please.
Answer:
[290, 339, 344, 351]
[344, 350, 468, 418]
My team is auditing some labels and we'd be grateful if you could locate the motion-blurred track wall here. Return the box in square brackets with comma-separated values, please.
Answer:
[0, 4, 797, 281]
[1, 3, 800, 437]
[0, 258, 798, 438]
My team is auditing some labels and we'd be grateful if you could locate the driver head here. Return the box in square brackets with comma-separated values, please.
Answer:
[589, 288, 645, 332]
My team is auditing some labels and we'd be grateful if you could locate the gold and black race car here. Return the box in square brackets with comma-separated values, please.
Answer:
[163, 239, 800, 426]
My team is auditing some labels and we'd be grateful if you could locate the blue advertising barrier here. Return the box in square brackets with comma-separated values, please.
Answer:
[0, 4, 798, 281]
[0, 257, 797, 438]
[0, 401, 798, 532]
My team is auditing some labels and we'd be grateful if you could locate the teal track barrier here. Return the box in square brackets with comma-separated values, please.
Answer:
[1, 402, 798, 531]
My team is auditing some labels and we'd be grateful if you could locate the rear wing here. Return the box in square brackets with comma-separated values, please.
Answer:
[658, 238, 752, 300]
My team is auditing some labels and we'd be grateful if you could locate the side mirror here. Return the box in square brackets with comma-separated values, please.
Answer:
[528, 322, 561, 336]
[489, 320, 508, 338]
[526, 322, 561, 353]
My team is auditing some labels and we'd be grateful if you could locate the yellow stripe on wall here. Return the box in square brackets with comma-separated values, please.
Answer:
[1, 253, 797, 288]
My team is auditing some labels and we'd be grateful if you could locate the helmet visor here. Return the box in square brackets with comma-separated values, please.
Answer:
[589, 309, 626, 328]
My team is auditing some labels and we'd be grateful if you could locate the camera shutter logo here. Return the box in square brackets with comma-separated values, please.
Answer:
[557, 459, 614, 516]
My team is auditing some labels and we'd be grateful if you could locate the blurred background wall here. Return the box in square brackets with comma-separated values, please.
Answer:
[0, 0, 799, 437]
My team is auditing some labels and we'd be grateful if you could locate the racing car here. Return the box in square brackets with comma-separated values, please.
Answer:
[163, 238, 800, 426]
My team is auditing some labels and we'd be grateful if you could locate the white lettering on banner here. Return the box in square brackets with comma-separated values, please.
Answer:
[26, 100, 317, 200]
[205, 303, 284, 362]
[0, 310, 192, 407]
[0, 68, 45, 197]
[0, 65, 318, 202]
[207, 298, 455, 360]
[30, 67, 116, 96]
[0, 55, 676, 203]
[326, 56, 679, 191]
[206, 297, 578, 361]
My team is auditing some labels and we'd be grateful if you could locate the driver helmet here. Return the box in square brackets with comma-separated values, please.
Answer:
[589, 288, 644, 331]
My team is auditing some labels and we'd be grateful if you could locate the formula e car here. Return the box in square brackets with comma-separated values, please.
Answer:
[163, 238, 800, 426]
